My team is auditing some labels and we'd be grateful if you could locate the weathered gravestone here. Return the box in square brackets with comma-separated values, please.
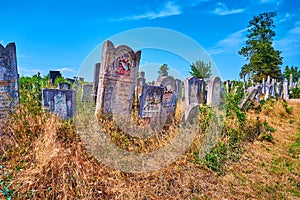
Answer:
[0, 43, 19, 118]
[184, 76, 201, 108]
[93, 63, 101, 102]
[283, 78, 289, 100]
[96, 40, 141, 116]
[289, 74, 294, 88]
[42, 89, 76, 119]
[239, 89, 259, 111]
[136, 71, 146, 102]
[49, 70, 62, 85]
[81, 84, 94, 103]
[58, 82, 71, 90]
[175, 79, 183, 101]
[139, 84, 164, 118]
[276, 82, 283, 97]
[206, 77, 221, 107]
[225, 80, 231, 93]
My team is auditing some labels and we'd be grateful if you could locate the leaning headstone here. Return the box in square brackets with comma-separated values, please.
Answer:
[93, 63, 101, 100]
[183, 104, 199, 124]
[283, 78, 289, 100]
[96, 40, 141, 116]
[42, 89, 76, 119]
[139, 84, 164, 118]
[49, 70, 62, 85]
[206, 77, 221, 107]
[81, 84, 94, 103]
[0, 43, 19, 118]
[58, 82, 71, 90]
[239, 89, 258, 111]
[184, 76, 201, 108]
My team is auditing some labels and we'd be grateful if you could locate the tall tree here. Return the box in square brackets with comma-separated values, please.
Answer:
[283, 65, 300, 82]
[189, 60, 212, 79]
[239, 12, 283, 82]
[158, 64, 169, 77]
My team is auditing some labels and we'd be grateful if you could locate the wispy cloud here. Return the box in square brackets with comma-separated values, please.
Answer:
[110, 1, 181, 22]
[208, 28, 247, 55]
[289, 21, 300, 34]
[259, 0, 282, 5]
[56, 67, 76, 73]
[19, 67, 43, 76]
[213, 2, 246, 16]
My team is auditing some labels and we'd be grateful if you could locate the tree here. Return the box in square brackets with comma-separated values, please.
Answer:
[239, 12, 283, 82]
[158, 64, 169, 77]
[189, 60, 212, 79]
[283, 65, 300, 82]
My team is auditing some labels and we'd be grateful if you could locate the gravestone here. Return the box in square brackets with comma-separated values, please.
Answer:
[289, 74, 294, 88]
[136, 71, 146, 101]
[93, 63, 101, 101]
[264, 84, 270, 100]
[139, 84, 164, 118]
[270, 79, 276, 98]
[183, 104, 199, 124]
[207, 77, 221, 107]
[58, 82, 71, 90]
[49, 71, 62, 85]
[184, 76, 201, 108]
[239, 89, 258, 111]
[96, 40, 141, 116]
[42, 89, 76, 119]
[66, 78, 75, 84]
[175, 79, 183, 100]
[283, 78, 289, 100]
[0, 43, 19, 118]
[81, 84, 94, 103]
[225, 80, 231, 93]
[156, 76, 177, 95]
[262, 78, 266, 94]
[162, 89, 177, 117]
[276, 82, 283, 97]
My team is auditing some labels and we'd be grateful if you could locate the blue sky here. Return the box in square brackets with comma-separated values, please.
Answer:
[1, 0, 299, 81]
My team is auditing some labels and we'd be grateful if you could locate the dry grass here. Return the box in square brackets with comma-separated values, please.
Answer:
[0, 100, 299, 199]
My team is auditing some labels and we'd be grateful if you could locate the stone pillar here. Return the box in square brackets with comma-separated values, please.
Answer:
[283, 78, 289, 100]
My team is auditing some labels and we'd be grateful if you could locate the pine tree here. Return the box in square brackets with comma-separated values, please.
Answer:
[189, 60, 212, 79]
[239, 12, 282, 82]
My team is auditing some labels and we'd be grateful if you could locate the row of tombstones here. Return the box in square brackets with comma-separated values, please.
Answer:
[0, 41, 222, 123]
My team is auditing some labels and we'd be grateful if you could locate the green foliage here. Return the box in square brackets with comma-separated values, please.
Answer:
[203, 142, 228, 173]
[189, 60, 212, 79]
[239, 12, 282, 81]
[0, 170, 14, 200]
[283, 66, 300, 82]
[289, 87, 300, 99]
[18, 73, 51, 113]
[158, 64, 169, 77]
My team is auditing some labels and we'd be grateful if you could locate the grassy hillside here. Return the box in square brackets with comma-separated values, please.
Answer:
[0, 99, 299, 199]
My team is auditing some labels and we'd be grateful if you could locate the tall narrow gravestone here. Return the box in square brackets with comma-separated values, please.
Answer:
[207, 77, 221, 107]
[42, 89, 76, 119]
[184, 76, 201, 108]
[81, 84, 94, 103]
[0, 43, 19, 118]
[93, 63, 101, 102]
[96, 41, 141, 116]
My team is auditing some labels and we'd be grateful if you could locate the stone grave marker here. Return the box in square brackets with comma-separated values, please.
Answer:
[276, 82, 283, 97]
[81, 84, 94, 103]
[184, 76, 201, 108]
[136, 71, 146, 102]
[58, 82, 71, 90]
[289, 74, 294, 88]
[283, 78, 289, 100]
[225, 80, 231, 93]
[175, 79, 183, 101]
[207, 77, 221, 107]
[239, 89, 258, 111]
[139, 84, 164, 118]
[93, 63, 101, 101]
[49, 70, 62, 85]
[96, 40, 141, 116]
[0, 43, 19, 118]
[42, 89, 76, 119]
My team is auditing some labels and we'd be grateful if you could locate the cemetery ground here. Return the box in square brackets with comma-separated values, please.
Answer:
[0, 91, 299, 199]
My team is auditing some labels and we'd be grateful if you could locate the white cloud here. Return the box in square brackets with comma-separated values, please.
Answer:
[213, 2, 246, 16]
[56, 67, 76, 73]
[289, 21, 300, 34]
[208, 28, 247, 55]
[259, 0, 281, 5]
[111, 1, 181, 22]
[18, 67, 43, 76]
